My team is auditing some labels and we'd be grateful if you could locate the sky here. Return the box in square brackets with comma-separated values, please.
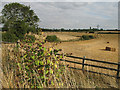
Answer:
[0, 1, 119, 29]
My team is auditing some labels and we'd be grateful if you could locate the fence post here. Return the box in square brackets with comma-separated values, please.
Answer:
[116, 62, 120, 79]
[82, 56, 85, 71]
[74, 59, 75, 68]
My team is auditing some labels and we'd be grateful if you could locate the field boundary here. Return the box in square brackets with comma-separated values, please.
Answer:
[1, 41, 120, 79]
[57, 54, 120, 79]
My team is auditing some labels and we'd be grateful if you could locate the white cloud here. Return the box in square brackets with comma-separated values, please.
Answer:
[0, 2, 118, 29]
[30, 2, 117, 29]
[1, 0, 120, 2]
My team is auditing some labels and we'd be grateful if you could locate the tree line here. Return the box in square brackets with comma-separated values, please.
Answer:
[41, 28, 104, 32]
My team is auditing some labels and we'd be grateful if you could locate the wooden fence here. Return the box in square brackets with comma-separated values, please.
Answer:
[1, 41, 120, 79]
[58, 54, 120, 79]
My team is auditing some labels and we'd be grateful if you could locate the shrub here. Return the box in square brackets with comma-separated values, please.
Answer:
[82, 35, 90, 40]
[46, 35, 60, 42]
[2, 32, 18, 42]
[81, 35, 95, 40]
[24, 35, 36, 43]
[2, 20, 39, 42]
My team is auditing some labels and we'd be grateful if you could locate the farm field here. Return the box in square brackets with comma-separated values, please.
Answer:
[43, 32, 119, 76]
[43, 32, 118, 63]
[1, 31, 120, 88]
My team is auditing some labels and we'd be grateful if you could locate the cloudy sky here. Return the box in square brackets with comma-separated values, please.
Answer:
[0, 2, 118, 29]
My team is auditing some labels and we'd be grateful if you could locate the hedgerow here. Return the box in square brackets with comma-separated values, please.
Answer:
[81, 35, 95, 40]
[46, 35, 60, 42]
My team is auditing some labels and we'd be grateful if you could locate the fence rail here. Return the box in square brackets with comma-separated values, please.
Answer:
[1, 42, 120, 79]
[57, 54, 120, 79]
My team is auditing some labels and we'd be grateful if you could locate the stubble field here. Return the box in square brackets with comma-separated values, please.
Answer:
[43, 31, 118, 63]
[1, 31, 120, 88]
[43, 32, 119, 77]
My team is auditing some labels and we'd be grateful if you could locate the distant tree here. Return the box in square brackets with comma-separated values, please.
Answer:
[61, 28, 64, 31]
[100, 28, 104, 31]
[73, 29, 77, 31]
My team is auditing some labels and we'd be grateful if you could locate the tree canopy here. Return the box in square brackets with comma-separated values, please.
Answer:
[2, 3, 39, 24]
[1, 3, 40, 42]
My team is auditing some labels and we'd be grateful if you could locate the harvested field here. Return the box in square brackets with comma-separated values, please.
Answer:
[44, 32, 119, 78]
[1, 31, 120, 88]
[44, 32, 118, 63]
[43, 32, 80, 41]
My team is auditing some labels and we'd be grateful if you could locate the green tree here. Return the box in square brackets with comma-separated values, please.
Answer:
[1, 3, 40, 42]
[1, 3, 39, 32]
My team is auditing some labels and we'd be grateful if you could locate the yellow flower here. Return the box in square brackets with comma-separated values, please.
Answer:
[49, 48, 52, 51]
[55, 64, 57, 68]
